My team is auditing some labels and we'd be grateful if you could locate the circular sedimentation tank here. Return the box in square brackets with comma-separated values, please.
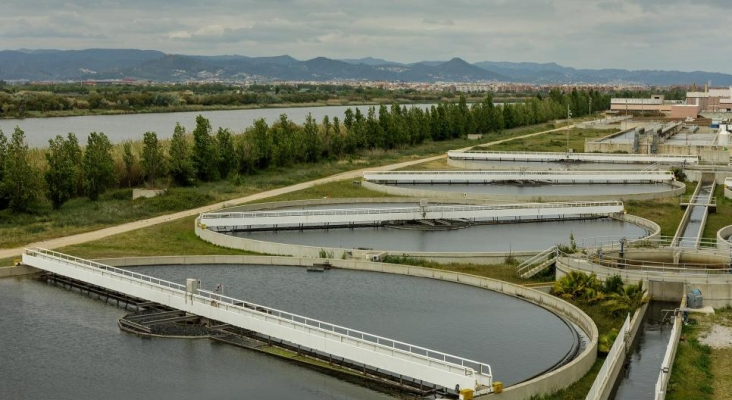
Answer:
[125, 263, 586, 387]
[206, 200, 653, 258]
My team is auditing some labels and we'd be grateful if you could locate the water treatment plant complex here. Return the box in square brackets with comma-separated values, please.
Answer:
[5, 114, 732, 399]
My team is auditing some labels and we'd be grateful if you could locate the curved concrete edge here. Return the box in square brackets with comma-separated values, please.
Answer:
[362, 180, 686, 203]
[197, 198, 657, 265]
[95, 254, 599, 400]
[195, 222, 539, 264]
[556, 254, 732, 308]
[615, 213, 662, 242]
[716, 225, 732, 252]
[726, 187, 732, 200]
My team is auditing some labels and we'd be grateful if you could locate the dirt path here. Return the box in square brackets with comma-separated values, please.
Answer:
[0, 125, 570, 260]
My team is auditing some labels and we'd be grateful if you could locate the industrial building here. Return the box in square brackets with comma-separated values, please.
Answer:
[610, 87, 732, 119]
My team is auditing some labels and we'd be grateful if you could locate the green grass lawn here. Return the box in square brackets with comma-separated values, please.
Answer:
[624, 182, 695, 237]
[702, 186, 732, 240]
[482, 128, 617, 153]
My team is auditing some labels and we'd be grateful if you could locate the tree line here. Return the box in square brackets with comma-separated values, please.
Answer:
[0, 82, 464, 117]
[0, 90, 608, 213]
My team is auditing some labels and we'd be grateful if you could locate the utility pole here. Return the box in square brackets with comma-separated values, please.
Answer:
[589, 97, 592, 116]
[566, 105, 572, 153]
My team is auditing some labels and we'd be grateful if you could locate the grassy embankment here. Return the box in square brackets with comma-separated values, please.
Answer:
[666, 308, 732, 400]
[702, 185, 732, 240]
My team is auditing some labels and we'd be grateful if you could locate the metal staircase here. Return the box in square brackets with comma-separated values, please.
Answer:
[516, 246, 558, 279]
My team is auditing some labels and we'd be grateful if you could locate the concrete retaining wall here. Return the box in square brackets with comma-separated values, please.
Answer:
[717, 225, 732, 252]
[556, 255, 732, 307]
[586, 303, 648, 400]
[654, 296, 686, 400]
[684, 169, 732, 184]
[362, 181, 685, 203]
[96, 254, 598, 400]
[132, 189, 166, 200]
[0, 264, 40, 278]
[583, 142, 633, 154]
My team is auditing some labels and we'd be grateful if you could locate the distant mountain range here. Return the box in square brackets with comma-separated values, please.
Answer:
[2, 48, 732, 86]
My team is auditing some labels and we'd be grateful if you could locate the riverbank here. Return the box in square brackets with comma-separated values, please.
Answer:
[0, 99, 417, 120]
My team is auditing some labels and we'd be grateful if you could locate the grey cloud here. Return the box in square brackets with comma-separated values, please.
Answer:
[0, 0, 730, 73]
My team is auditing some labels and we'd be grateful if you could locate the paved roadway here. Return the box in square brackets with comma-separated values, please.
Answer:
[0, 125, 572, 261]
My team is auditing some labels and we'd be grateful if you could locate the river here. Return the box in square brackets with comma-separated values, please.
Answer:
[0, 104, 432, 148]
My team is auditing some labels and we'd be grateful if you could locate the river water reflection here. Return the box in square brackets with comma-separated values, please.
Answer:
[0, 104, 431, 147]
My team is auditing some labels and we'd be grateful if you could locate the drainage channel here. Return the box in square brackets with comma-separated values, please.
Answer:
[675, 180, 715, 249]
[611, 301, 676, 400]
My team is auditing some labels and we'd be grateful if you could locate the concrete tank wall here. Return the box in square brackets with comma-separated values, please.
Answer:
[362, 180, 685, 203]
[556, 253, 732, 308]
[717, 225, 732, 252]
[95, 254, 598, 400]
[195, 223, 539, 265]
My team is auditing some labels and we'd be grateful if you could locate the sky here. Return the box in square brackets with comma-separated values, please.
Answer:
[2, 0, 732, 73]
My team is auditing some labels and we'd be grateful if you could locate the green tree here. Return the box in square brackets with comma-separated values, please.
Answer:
[602, 281, 650, 317]
[141, 131, 167, 187]
[2, 127, 41, 211]
[247, 118, 271, 170]
[83, 132, 116, 201]
[302, 113, 321, 163]
[0, 129, 8, 209]
[168, 123, 195, 186]
[216, 127, 236, 179]
[44, 133, 81, 210]
[122, 141, 136, 188]
[192, 115, 218, 181]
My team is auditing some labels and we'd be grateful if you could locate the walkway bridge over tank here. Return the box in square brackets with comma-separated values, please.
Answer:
[363, 170, 675, 185]
[199, 201, 625, 231]
[22, 249, 493, 393]
[447, 150, 699, 165]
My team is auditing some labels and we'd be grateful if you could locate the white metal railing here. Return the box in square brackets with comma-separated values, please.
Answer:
[577, 236, 722, 252]
[24, 248, 493, 387]
[654, 299, 685, 400]
[562, 254, 732, 278]
[363, 170, 674, 178]
[586, 314, 631, 400]
[449, 150, 698, 161]
[202, 201, 624, 220]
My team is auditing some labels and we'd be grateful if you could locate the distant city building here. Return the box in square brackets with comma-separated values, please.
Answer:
[685, 87, 732, 112]
[611, 87, 732, 118]
[610, 94, 695, 118]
